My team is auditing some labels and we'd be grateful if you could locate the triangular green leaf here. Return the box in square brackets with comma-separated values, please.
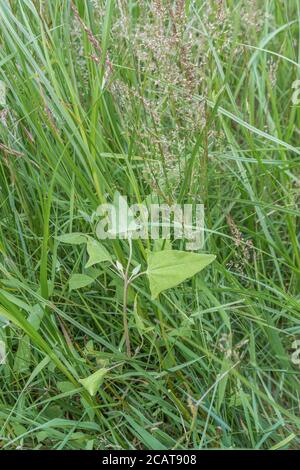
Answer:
[69, 274, 94, 291]
[56, 233, 87, 245]
[146, 250, 216, 299]
[14, 335, 31, 373]
[85, 238, 112, 268]
[78, 368, 108, 396]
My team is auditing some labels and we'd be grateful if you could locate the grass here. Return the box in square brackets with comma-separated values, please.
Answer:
[0, 0, 299, 450]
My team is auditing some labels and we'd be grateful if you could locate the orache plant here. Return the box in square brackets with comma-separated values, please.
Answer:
[57, 233, 215, 357]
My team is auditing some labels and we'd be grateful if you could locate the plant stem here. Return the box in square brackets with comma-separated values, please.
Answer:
[123, 279, 131, 357]
[123, 237, 133, 357]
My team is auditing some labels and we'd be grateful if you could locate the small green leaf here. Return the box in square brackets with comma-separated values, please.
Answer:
[14, 335, 31, 373]
[56, 233, 87, 245]
[37, 431, 50, 443]
[146, 250, 216, 299]
[131, 264, 141, 277]
[78, 368, 108, 396]
[45, 405, 63, 419]
[69, 274, 94, 291]
[85, 238, 112, 268]
[57, 381, 78, 394]
[27, 304, 44, 331]
[85, 439, 94, 450]
[12, 423, 27, 438]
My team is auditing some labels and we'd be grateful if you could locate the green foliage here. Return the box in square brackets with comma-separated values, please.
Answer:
[0, 0, 299, 451]
[146, 250, 216, 299]
[85, 238, 112, 268]
[79, 368, 108, 397]
[56, 233, 87, 245]
[69, 274, 95, 291]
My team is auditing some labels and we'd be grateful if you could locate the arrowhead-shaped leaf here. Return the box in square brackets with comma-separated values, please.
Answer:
[78, 368, 108, 396]
[69, 274, 94, 291]
[56, 233, 87, 245]
[146, 250, 216, 299]
[85, 238, 112, 268]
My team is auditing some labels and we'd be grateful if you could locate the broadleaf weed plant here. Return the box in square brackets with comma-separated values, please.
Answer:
[0, 0, 299, 451]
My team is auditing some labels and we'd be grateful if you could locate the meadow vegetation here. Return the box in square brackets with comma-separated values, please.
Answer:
[0, 0, 299, 450]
